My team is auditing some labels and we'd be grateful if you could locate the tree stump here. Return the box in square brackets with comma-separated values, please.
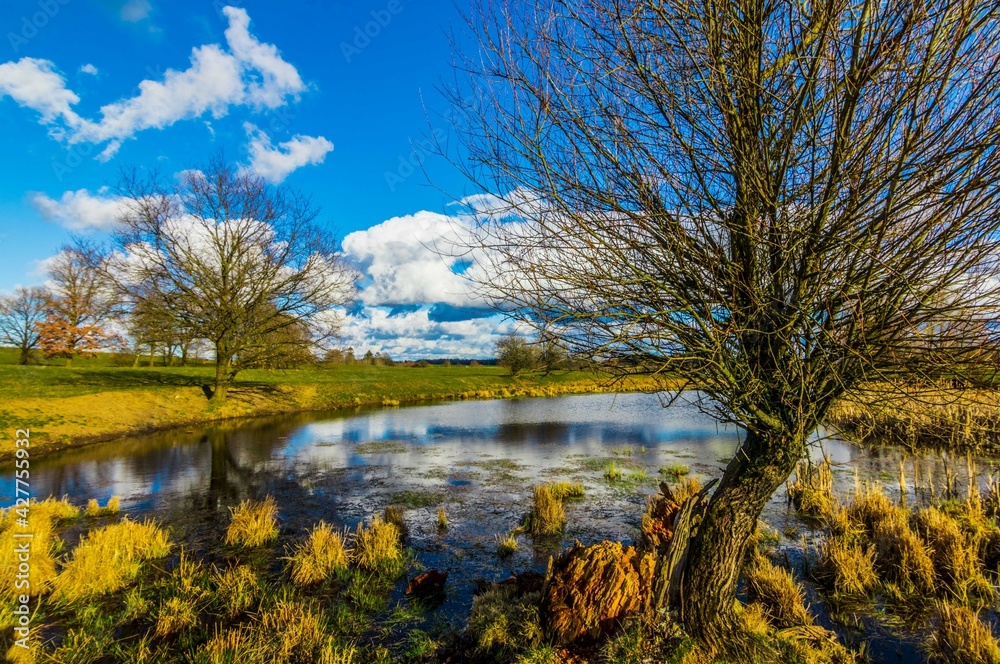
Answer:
[540, 541, 656, 645]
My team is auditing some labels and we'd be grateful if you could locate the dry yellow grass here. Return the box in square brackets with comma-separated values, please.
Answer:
[224, 497, 279, 548]
[352, 516, 404, 577]
[745, 553, 814, 629]
[437, 506, 448, 530]
[924, 602, 1000, 664]
[872, 511, 936, 596]
[673, 477, 703, 503]
[83, 495, 121, 517]
[788, 458, 835, 519]
[51, 518, 171, 601]
[815, 534, 878, 596]
[0, 497, 79, 603]
[383, 504, 408, 540]
[214, 565, 260, 617]
[546, 482, 585, 500]
[911, 507, 995, 603]
[200, 594, 355, 663]
[524, 485, 566, 536]
[288, 522, 350, 586]
[154, 595, 199, 637]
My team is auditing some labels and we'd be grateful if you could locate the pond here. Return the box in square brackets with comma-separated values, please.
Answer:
[5, 392, 995, 661]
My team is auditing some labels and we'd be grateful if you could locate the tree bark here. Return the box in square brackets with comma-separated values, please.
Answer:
[678, 428, 803, 650]
[18, 347, 29, 365]
[213, 340, 231, 403]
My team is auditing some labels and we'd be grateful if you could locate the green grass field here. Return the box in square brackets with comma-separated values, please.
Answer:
[0, 348, 661, 460]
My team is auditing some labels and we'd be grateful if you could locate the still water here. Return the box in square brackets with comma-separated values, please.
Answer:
[4, 392, 992, 660]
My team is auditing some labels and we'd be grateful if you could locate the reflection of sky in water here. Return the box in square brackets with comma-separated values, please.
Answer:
[6, 392, 997, 515]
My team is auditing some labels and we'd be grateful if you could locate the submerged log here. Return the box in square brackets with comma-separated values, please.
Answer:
[406, 569, 448, 595]
[540, 541, 656, 645]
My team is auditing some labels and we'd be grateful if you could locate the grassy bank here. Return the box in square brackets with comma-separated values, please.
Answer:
[0, 350, 664, 461]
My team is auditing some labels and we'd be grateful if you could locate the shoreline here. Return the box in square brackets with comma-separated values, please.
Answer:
[0, 368, 669, 463]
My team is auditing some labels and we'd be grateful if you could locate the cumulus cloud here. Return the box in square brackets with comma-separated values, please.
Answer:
[0, 58, 81, 126]
[337, 305, 514, 359]
[0, 6, 305, 160]
[243, 123, 333, 183]
[30, 189, 129, 231]
[79, 64, 99, 76]
[341, 211, 483, 308]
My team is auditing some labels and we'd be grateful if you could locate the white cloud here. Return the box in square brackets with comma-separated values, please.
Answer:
[30, 189, 129, 231]
[0, 7, 306, 158]
[80, 64, 99, 76]
[338, 306, 514, 359]
[120, 0, 153, 22]
[0, 58, 82, 127]
[243, 123, 333, 183]
[341, 211, 483, 308]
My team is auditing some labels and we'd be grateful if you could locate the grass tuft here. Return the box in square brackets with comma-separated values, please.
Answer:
[437, 506, 448, 530]
[660, 463, 690, 478]
[496, 532, 519, 557]
[288, 522, 350, 586]
[787, 457, 835, 519]
[383, 504, 408, 540]
[924, 602, 1000, 664]
[744, 553, 814, 629]
[353, 516, 404, 577]
[466, 585, 543, 655]
[546, 481, 585, 500]
[51, 518, 171, 601]
[224, 497, 279, 548]
[524, 485, 566, 536]
[214, 565, 261, 617]
[84, 495, 121, 517]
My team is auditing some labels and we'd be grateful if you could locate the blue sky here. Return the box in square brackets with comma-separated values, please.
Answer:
[0, 0, 513, 358]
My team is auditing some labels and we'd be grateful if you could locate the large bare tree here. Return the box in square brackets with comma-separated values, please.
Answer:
[0, 286, 48, 365]
[111, 158, 354, 401]
[454, 0, 1000, 646]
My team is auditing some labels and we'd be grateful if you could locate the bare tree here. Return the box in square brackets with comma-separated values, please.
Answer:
[454, 0, 1000, 647]
[0, 286, 48, 364]
[110, 157, 355, 401]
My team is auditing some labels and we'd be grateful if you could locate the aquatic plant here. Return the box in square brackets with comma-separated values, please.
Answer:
[660, 463, 690, 478]
[524, 485, 566, 536]
[787, 458, 835, 519]
[924, 602, 1000, 664]
[84, 495, 121, 517]
[496, 532, 519, 557]
[383, 504, 408, 540]
[214, 565, 261, 617]
[466, 585, 543, 655]
[437, 506, 448, 530]
[51, 518, 172, 601]
[352, 516, 404, 577]
[546, 481, 585, 500]
[744, 552, 813, 629]
[288, 522, 350, 586]
[224, 497, 279, 548]
[604, 461, 624, 482]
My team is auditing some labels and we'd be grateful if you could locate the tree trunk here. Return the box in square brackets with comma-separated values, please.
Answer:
[18, 346, 29, 365]
[213, 341, 231, 403]
[678, 428, 803, 650]
[148, 344, 155, 368]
